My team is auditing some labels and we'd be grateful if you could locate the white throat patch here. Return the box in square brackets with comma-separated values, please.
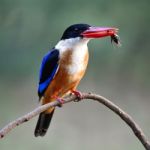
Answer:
[55, 37, 89, 54]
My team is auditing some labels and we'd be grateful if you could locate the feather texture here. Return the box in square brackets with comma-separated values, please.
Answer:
[38, 49, 59, 98]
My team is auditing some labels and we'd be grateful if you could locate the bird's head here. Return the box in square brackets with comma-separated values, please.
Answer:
[61, 23, 119, 44]
[61, 24, 91, 40]
[56, 24, 120, 50]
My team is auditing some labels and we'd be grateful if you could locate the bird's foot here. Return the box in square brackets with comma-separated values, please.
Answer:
[71, 90, 83, 102]
[56, 97, 65, 107]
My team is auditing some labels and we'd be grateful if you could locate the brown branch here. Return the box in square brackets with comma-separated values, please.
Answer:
[0, 92, 150, 150]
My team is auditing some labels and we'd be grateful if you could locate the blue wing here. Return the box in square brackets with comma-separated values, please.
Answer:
[38, 49, 59, 98]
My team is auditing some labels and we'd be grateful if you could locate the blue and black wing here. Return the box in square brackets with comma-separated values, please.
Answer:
[38, 49, 59, 98]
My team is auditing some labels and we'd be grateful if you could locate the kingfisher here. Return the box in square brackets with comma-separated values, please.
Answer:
[34, 23, 119, 137]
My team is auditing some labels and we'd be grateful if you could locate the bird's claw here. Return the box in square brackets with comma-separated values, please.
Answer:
[71, 90, 83, 102]
[56, 98, 65, 107]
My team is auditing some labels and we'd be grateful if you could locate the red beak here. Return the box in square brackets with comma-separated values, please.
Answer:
[81, 27, 118, 38]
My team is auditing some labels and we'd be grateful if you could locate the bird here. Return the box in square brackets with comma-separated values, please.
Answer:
[34, 23, 119, 137]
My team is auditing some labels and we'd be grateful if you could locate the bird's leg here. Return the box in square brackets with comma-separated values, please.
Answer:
[71, 90, 83, 102]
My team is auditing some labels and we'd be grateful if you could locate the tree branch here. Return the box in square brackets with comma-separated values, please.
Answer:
[0, 92, 150, 150]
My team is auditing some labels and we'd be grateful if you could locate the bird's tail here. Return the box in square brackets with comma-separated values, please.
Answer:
[34, 108, 55, 137]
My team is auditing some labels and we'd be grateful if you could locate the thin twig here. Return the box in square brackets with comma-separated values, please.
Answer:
[0, 92, 149, 150]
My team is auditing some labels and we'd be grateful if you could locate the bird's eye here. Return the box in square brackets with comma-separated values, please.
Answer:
[74, 28, 78, 31]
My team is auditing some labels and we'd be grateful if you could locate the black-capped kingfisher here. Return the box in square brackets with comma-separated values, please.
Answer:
[34, 23, 119, 137]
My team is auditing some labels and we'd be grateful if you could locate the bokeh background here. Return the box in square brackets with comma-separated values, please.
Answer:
[0, 0, 150, 150]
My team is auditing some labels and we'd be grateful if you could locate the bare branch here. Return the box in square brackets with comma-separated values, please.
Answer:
[0, 92, 150, 150]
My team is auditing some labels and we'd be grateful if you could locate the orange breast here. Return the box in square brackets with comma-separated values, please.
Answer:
[43, 48, 89, 103]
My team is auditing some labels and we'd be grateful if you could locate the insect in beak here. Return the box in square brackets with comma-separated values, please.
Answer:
[111, 34, 121, 47]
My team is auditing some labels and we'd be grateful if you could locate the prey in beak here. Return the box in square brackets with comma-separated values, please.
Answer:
[111, 33, 121, 47]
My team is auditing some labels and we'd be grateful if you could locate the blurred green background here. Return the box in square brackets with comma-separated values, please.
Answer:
[0, 0, 150, 149]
